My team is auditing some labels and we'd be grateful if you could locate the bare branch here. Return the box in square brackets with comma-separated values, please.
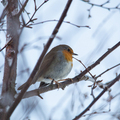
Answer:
[81, 0, 120, 18]
[5, 0, 73, 119]
[22, 76, 89, 98]
[0, 39, 12, 52]
[28, 19, 90, 29]
[22, 41, 120, 98]
[33, 0, 37, 11]
[22, 75, 106, 99]
[73, 57, 94, 78]
[83, 110, 110, 117]
[73, 74, 120, 120]
[25, 0, 49, 26]
[96, 63, 120, 79]
[81, 0, 120, 10]
[17, 0, 29, 16]
[0, 3, 9, 23]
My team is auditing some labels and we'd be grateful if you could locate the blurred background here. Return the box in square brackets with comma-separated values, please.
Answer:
[0, 0, 120, 120]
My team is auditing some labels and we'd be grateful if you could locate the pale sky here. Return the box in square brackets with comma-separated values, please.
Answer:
[0, 0, 120, 120]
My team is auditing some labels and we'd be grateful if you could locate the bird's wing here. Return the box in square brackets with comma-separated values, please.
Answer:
[32, 51, 57, 84]
[18, 51, 57, 90]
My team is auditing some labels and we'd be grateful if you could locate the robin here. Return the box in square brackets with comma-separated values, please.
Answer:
[18, 44, 77, 90]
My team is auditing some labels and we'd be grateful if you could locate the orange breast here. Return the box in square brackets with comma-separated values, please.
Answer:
[62, 50, 73, 62]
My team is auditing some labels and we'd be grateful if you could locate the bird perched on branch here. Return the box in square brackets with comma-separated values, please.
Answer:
[18, 44, 77, 90]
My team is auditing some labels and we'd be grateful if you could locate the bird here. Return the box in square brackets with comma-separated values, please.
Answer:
[18, 44, 77, 90]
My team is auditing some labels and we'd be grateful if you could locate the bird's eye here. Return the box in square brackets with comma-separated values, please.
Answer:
[68, 48, 70, 52]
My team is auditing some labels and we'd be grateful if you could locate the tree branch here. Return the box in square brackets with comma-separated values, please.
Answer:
[95, 63, 120, 79]
[5, 0, 73, 119]
[22, 76, 89, 98]
[81, 0, 120, 10]
[24, 0, 48, 26]
[17, 0, 29, 17]
[22, 41, 120, 98]
[73, 74, 120, 120]
[28, 19, 90, 29]
[0, 3, 9, 23]
[0, 39, 12, 52]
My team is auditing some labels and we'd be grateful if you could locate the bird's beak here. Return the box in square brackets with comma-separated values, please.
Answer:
[72, 52, 78, 55]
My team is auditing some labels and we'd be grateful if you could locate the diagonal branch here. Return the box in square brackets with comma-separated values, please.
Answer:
[75, 41, 120, 80]
[5, 0, 73, 119]
[28, 19, 90, 29]
[81, 0, 120, 10]
[25, 0, 49, 26]
[17, 0, 29, 16]
[22, 75, 104, 99]
[0, 39, 12, 52]
[96, 63, 120, 79]
[22, 41, 120, 99]
[73, 74, 120, 120]
[0, 3, 9, 23]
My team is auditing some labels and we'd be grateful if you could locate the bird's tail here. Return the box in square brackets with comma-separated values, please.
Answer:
[18, 76, 37, 90]
[17, 82, 27, 90]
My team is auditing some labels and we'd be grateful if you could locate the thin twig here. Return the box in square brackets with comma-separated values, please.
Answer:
[0, 3, 9, 23]
[17, 0, 29, 16]
[22, 41, 120, 99]
[33, 0, 37, 11]
[90, 86, 96, 99]
[83, 110, 110, 117]
[81, 0, 120, 10]
[0, 29, 7, 31]
[74, 41, 120, 83]
[73, 57, 98, 99]
[0, 39, 12, 52]
[74, 57, 97, 99]
[81, 0, 120, 18]
[73, 57, 94, 78]
[73, 74, 120, 120]
[28, 19, 90, 29]
[95, 63, 120, 79]
[25, 0, 48, 26]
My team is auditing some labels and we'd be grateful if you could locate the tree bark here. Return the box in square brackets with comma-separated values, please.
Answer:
[0, 0, 20, 119]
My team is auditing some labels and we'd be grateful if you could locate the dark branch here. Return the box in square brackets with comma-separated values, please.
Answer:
[73, 74, 120, 120]
[22, 41, 120, 99]
[17, 0, 29, 17]
[5, 0, 73, 119]
[0, 3, 9, 23]
[28, 19, 90, 29]
[96, 63, 120, 79]
[81, 0, 120, 10]
[0, 39, 12, 52]
[74, 41, 120, 84]
[25, 0, 48, 26]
